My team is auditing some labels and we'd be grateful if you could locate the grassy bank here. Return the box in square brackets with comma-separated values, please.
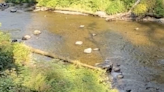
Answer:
[0, 31, 117, 92]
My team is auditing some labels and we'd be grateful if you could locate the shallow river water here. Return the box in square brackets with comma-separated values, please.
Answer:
[1, 10, 164, 92]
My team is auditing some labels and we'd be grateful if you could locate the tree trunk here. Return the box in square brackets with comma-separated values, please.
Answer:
[25, 45, 101, 70]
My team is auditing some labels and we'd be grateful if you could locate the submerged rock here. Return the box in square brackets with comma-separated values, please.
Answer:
[84, 48, 92, 54]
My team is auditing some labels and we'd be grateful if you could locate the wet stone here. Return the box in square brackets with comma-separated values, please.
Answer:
[113, 67, 120, 72]
[75, 41, 83, 45]
[117, 74, 124, 79]
[22, 35, 31, 40]
[10, 8, 17, 13]
[84, 48, 92, 54]
[34, 30, 41, 35]
[79, 25, 85, 28]
[93, 48, 99, 51]
[11, 39, 17, 42]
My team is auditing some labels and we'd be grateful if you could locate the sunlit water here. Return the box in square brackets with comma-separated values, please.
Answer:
[1, 10, 164, 92]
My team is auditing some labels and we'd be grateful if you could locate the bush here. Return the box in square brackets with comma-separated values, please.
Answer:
[154, 0, 164, 17]
[106, 0, 126, 15]
[133, 3, 147, 15]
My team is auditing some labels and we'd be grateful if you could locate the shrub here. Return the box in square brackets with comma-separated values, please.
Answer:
[154, 0, 164, 17]
[133, 3, 147, 15]
[106, 0, 126, 15]
[13, 43, 31, 66]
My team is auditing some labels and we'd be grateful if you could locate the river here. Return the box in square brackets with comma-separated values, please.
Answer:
[0, 10, 164, 92]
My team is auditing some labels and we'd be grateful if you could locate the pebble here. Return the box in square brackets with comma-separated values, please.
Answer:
[84, 48, 92, 54]
[79, 25, 85, 28]
[33, 30, 41, 35]
[22, 35, 31, 40]
[75, 41, 83, 45]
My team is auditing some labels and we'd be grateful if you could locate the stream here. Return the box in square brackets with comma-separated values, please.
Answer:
[0, 9, 164, 92]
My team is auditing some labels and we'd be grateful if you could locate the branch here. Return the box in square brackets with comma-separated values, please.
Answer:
[128, 0, 141, 13]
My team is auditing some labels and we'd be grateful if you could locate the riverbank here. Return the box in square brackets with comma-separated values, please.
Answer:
[1, 1, 164, 24]
[0, 31, 118, 92]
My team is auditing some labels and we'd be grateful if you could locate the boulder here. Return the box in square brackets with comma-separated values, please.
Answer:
[22, 35, 31, 40]
[113, 67, 120, 72]
[33, 30, 41, 35]
[10, 8, 17, 13]
[84, 48, 92, 54]
[117, 74, 124, 79]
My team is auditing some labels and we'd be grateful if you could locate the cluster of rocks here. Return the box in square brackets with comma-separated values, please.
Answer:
[12, 30, 41, 43]
[97, 62, 124, 80]
[0, 3, 9, 10]
[75, 41, 100, 54]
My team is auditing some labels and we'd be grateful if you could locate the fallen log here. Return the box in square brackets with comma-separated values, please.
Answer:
[25, 45, 101, 70]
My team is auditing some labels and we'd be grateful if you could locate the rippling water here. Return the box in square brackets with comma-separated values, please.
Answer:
[1, 10, 164, 92]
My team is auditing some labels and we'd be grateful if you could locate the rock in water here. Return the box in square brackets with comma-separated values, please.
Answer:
[79, 25, 85, 28]
[84, 48, 92, 54]
[22, 35, 31, 40]
[10, 8, 17, 13]
[117, 74, 124, 79]
[135, 27, 139, 30]
[33, 30, 41, 35]
[93, 48, 100, 51]
[75, 41, 83, 45]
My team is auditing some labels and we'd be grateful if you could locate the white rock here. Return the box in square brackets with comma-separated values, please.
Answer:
[92, 33, 96, 36]
[22, 35, 31, 40]
[75, 41, 83, 45]
[93, 48, 100, 51]
[84, 48, 92, 54]
[10, 8, 17, 13]
[33, 30, 41, 35]
[135, 27, 139, 30]
[79, 25, 85, 28]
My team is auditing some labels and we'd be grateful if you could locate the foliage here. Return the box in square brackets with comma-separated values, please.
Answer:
[106, 0, 126, 15]
[13, 43, 31, 66]
[133, 3, 147, 15]
[121, 0, 135, 10]
[154, 0, 164, 17]
[0, 32, 14, 71]
[5, 0, 36, 4]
